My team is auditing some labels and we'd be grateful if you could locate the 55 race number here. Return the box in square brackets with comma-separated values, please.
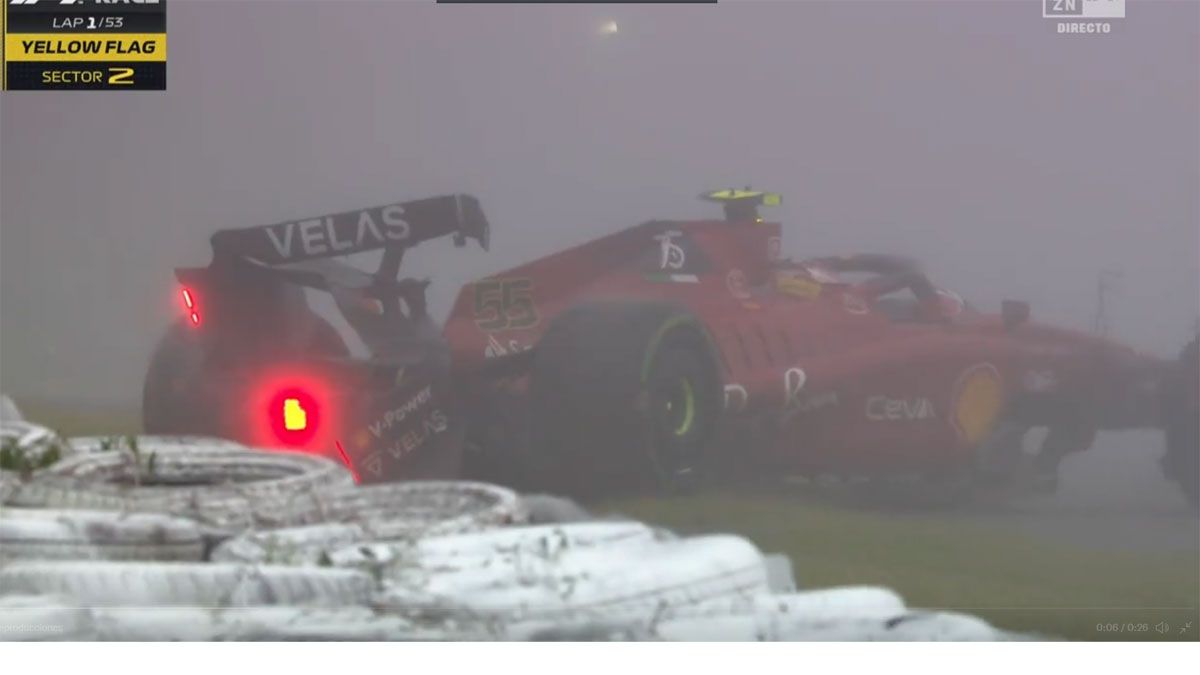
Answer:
[473, 278, 538, 332]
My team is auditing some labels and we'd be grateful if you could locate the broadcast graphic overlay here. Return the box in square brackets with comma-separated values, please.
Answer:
[3, 0, 166, 91]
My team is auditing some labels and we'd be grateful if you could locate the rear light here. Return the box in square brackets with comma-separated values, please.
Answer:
[283, 398, 308, 431]
[180, 287, 200, 326]
[268, 387, 319, 445]
[248, 372, 342, 463]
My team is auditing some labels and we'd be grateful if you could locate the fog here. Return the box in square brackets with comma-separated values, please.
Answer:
[1, 0, 1197, 407]
[0, 3, 1198, 631]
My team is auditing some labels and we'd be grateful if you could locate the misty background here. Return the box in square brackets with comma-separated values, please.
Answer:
[1, 0, 1197, 411]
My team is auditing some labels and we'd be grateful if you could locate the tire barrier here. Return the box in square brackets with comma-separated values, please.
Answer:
[1, 421, 58, 449]
[3, 446, 354, 530]
[0, 395, 22, 422]
[372, 532, 770, 627]
[648, 605, 1022, 641]
[0, 598, 486, 641]
[88, 606, 483, 641]
[279, 480, 527, 537]
[209, 481, 528, 564]
[0, 508, 205, 562]
[1, 420, 70, 474]
[519, 494, 594, 524]
[520, 588, 1022, 641]
[0, 561, 374, 607]
[0, 472, 17, 504]
[0, 420, 1027, 641]
[65, 435, 248, 455]
[210, 522, 369, 565]
[328, 521, 661, 571]
[0, 594, 94, 641]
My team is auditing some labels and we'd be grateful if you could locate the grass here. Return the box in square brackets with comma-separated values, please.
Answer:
[604, 490, 1199, 641]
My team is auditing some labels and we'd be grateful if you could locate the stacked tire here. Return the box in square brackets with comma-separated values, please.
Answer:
[0, 427, 529, 639]
[1, 417, 1023, 641]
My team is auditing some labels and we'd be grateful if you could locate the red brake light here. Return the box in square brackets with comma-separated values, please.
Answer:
[180, 287, 200, 326]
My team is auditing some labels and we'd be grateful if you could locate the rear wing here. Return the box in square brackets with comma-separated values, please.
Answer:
[208, 193, 489, 266]
[174, 194, 489, 348]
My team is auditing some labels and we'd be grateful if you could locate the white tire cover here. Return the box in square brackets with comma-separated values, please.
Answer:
[650, 608, 1020, 641]
[0, 508, 205, 562]
[0, 594, 94, 641]
[66, 435, 247, 455]
[374, 533, 768, 624]
[214, 520, 651, 568]
[860, 611, 1024, 640]
[674, 586, 907, 620]
[0, 600, 474, 642]
[283, 481, 526, 538]
[0, 472, 17, 504]
[646, 588, 1015, 641]
[0, 421, 70, 471]
[762, 554, 796, 593]
[89, 606, 483, 641]
[0, 395, 23, 422]
[0, 561, 375, 607]
[333, 521, 659, 569]
[417, 520, 658, 558]
[209, 481, 527, 565]
[519, 494, 593, 524]
[520, 588, 1021, 641]
[1, 421, 57, 448]
[5, 446, 353, 529]
[510, 587, 905, 640]
[209, 523, 367, 565]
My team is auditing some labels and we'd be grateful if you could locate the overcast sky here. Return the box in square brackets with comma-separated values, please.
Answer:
[1, 0, 1197, 405]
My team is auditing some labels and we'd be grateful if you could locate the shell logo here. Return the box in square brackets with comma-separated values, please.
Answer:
[951, 363, 1004, 446]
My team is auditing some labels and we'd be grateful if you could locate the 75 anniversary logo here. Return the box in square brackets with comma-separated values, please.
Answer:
[2, 0, 166, 91]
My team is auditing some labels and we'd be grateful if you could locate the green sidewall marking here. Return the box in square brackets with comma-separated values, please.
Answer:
[674, 378, 695, 437]
[641, 315, 696, 383]
[643, 313, 715, 440]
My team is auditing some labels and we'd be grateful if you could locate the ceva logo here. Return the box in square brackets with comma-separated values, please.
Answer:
[866, 396, 936, 422]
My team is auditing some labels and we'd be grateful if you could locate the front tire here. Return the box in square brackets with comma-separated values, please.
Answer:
[525, 301, 723, 498]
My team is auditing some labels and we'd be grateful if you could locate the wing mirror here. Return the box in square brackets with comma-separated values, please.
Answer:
[1001, 300, 1030, 330]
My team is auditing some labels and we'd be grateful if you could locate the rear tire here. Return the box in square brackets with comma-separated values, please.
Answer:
[141, 316, 348, 437]
[525, 301, 723, 498]
[142, 320, 212, 435]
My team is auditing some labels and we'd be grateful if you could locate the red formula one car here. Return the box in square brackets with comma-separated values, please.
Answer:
[143, 191, 1199, 506]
